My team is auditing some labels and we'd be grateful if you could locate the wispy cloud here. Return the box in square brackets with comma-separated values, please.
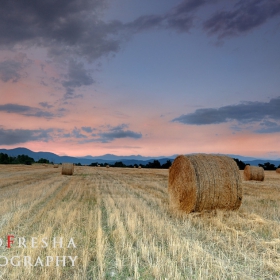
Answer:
[81, 126, 93, 133]
[98, 124, 142, 143]
[256, 120, 280, 134]
[0, 60, 22, 82]
[204, 0, 280, 38]
[63, 124, 142, 143]
[0, 128, 53, 145]
[0, 53, 31, 82]
[39, 102, 54, 109]
[72, 128, 87, 139]
[62, 60, 94, 99]
[125, 0, 212, 34]
[0, 103, 64, 118]
[172, 96, 280, 131]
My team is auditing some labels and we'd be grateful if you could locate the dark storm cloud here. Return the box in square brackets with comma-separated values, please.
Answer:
[0, 128, 53, 145]
[204, 0, 280, 38]
[172, 96, 280, 125]
[1, 0, 278, 65]
[1, 0, 279, 64]
[0, 60, 22, 82]
[0, 0, 121, 60]
[0, 103, 64, 118]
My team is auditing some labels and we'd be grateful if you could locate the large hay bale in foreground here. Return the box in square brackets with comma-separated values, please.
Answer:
[243, 165, 264, 181]
[276, 168, 280, 174]
[168, 154, 242, 213]
[61, 163, 74, 175]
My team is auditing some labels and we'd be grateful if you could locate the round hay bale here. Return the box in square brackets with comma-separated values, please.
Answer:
[61, 163, 74, 175]
[243, 165, 264, 181]
[53, 164, 59, 168]
[138, 166, 141, 169]
[106, 165, 110, 168]
[276, 168, 280, 174]
[97, 165, 100, 167]
[168, 154, 242, 213]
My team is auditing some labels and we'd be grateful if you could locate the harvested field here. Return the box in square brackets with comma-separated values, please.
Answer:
[0, 165, 280, 279]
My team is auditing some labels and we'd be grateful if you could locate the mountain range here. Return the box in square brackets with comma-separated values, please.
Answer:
[0, 147, 280, 167]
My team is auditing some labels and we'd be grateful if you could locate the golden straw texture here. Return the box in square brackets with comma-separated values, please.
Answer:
[243, 165, 264, 181]
[61, 163, 74, 175]
[168, 154, 242, 213]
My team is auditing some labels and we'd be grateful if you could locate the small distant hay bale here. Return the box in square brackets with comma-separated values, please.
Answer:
[168, 154, 242, 214]
[97, 165, 100, 167]
[276, 168, 280, 174]
[53, 164, 59, 168]
[106, 165, 110, 168]
[243, 165, 264, 181]
[134, 166, 136, 168]
[61, 163, 74, 175]
[138, 166, 141, 169]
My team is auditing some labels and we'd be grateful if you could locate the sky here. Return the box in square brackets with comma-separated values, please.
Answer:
[0, 0, 280, 159]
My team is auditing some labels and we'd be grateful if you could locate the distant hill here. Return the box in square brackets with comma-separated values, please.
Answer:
[0, 147, 93, 165]
[0, 148, 175, 165]
[0, 147, 279, 167]
[83, 153, 178, 161]
[226, 154, 262, 162]
[226, 154, 280, 167]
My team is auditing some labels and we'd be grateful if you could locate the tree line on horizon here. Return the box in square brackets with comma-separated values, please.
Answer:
[0, 153, 172, 168]
[0, 153, 50, 165]
[89, 160, 173, 169]
[233, 158, 280, 170]
[1, 153, 279, 170]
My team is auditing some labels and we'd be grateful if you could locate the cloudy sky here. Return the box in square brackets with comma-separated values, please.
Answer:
[0, 0, 280, 158]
